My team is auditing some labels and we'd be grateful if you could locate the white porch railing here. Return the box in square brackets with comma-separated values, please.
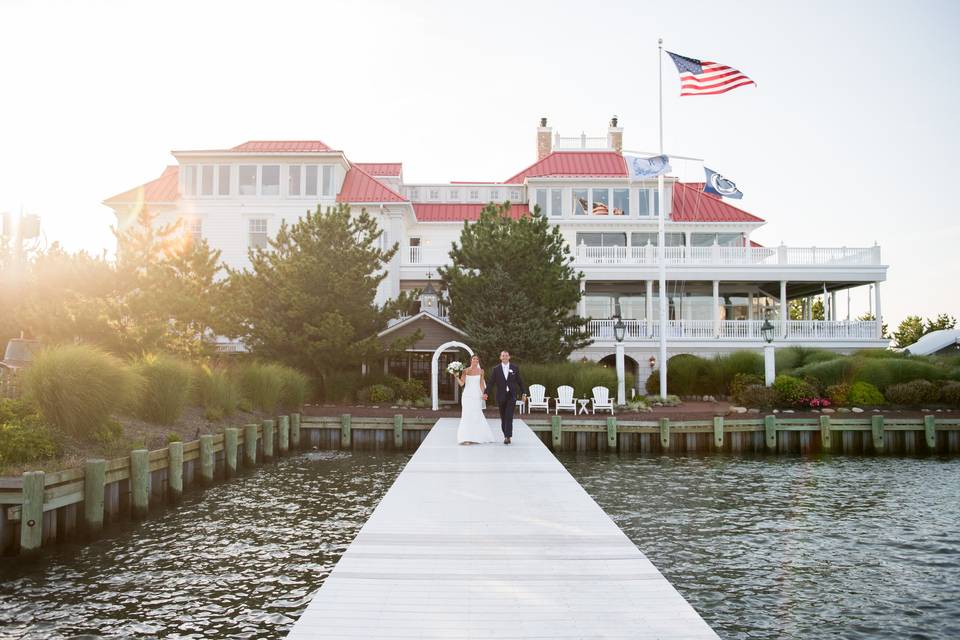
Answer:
[575, 319, 881, 341]
[571, 244, 880, 267]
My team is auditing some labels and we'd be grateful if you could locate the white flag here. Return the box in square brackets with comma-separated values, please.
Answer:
[624, 154, 671, 180]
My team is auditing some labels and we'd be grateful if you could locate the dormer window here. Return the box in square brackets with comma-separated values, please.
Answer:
[288, 166, 302, 196]
[429, 189, 440, 200]
[449, 189, 460, 200]
[201, 165, 214, 196]
[305, 166, 318, 196]
[239, 166, 257, 195]
[469, 189, 479, 200]
[321, 165, 333, 196]
[218, 165, 231, 195]
[490, 189, 500, 200]
[261, 165, 280, 196]
[510, 189, 521, 201]
[409, 188, 419, 200]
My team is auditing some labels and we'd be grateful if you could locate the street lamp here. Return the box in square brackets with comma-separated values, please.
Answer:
[761, 314, 776, 386]
[613, 308, 626, 405]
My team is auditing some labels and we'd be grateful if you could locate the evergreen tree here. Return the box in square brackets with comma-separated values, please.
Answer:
[223, 203, 416, 386]
[893, 315, 925, 348]
[438, 202, 591, 364]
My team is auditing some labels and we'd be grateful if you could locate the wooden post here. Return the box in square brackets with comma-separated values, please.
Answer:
[340, 414, 352, 449]
[606, 416, 617, 449]
[551, 415, 562, 451]
[278, 415, 290, 456]
[659, 418, 670, 450]
[20, 470, 45, 552]
[394, 414, 404, 449]
[291, 413, 301, 449]
[819, 415, 833, 452]
[83, 459, 106, 537]
[199, 435, 215, 483]
[764, 415, 777, 451]
[924, 415, 937, 451]
[262, 419, 275, 461]
[130, 449, 149, 519]
[168, 442, 184, 502]
[224, 428, 239, 477]
[244, 423, 258, 466]
[871, 415, 885, 453]
[713, 417, 724, 449]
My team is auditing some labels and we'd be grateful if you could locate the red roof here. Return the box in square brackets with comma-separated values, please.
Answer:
[505, 151, 627, 184]
[104, 165, 179, 203]
[229, 140, 333, 152]
[414, 203, 530, 222]
[337, 166, 407, 203]
[354, 162, 402, 176]
[672, 182, 764, 223]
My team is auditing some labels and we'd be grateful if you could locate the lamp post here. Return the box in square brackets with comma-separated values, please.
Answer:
[761, 315, 776, 386]
[613, 309, 626, 405]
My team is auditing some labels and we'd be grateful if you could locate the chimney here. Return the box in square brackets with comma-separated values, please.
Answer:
[537, 117, 552, 160]
[607, 115, 623, 153]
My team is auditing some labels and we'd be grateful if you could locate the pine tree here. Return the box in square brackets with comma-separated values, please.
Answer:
[438, 202, 591, 364]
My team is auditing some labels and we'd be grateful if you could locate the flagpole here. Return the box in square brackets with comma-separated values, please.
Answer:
[657, 37, 668, 399]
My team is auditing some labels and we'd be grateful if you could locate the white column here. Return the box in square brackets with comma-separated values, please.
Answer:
[747, 291, 754, 338]
[764, 345, 776, 386]
[830, 292, 837, 322]
[615, 343, 626, 406]
[874, 281, 882, 338]
[712, 280, 720, 338]
[779, 280, 788, 338]
[645, 280, 654, 336]
[386, 209, 404, 300]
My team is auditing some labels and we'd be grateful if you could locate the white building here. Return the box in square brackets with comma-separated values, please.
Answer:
[104, 119, 889, 389]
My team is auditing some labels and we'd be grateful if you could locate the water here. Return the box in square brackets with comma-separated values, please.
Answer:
[0, 451, 409, 639]
[559, 452, 960, 640]
[3, 450, 958, 639]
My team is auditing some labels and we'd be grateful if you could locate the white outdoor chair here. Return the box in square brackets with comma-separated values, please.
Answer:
[555, 385, 576, 414]
[527, 384, 550, 414]
[591, 386, 614, 415]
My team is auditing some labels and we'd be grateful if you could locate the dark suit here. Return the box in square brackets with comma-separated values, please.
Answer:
[486, 363, 527, 438]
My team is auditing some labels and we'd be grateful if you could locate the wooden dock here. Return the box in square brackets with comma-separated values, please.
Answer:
[286, 418, 719, 639]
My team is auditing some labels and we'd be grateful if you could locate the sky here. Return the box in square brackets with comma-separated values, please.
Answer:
[1, 0, 958, 330]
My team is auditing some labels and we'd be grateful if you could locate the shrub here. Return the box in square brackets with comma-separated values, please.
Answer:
[194, 364, 239, 418]
[855, 358, 946, 391]
[848, 381, 885, 406]
[792, 358, 859, 389]
[775, 346, 839, 372]
[24, 344, 139, 437]
[739, 385, 779, 409]
[645, 355, 722, 397]
[131, 354, 194, 425]
[277, 366, 310, 410]
[772, 375, 816, 407]
[238, 362, 285, 413]
[826, 383, 851, 406]
[942, 382, 960, 407]
[368, 384, 395, 403]
[0, 421, 60, 465]
[322, 371, 364, 403]
[885, 380, 941, 406]
[716, 351, 763, 392]
[730, 373, 764, 405]
[395, 378, 426, 401]
[166, 432, 183, 443]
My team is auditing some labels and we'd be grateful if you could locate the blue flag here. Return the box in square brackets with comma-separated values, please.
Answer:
[624, 154, 671, 180]
[704, 167, 743, 199]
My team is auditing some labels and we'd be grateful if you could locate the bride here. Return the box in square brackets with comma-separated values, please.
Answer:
[453, 355, 496, 445]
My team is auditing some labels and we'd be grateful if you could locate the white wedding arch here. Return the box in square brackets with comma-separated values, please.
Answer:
[431, 341, 474, 411]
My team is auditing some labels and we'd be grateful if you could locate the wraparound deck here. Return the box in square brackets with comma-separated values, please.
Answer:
[579, 318, 882, 341]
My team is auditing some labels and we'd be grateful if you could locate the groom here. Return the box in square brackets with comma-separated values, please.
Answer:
[483, 350, 527, 445]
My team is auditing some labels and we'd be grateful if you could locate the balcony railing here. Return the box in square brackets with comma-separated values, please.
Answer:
[571, 245, 880, 267]
[577, 319, 881, 341]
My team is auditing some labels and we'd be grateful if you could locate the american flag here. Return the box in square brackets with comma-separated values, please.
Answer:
[666, 51, 755, 96]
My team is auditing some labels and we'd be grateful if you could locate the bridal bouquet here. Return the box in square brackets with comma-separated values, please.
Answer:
[446, 361, 465, 376]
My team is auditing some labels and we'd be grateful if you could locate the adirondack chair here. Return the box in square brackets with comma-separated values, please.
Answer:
[591, 386, 614, 415]
[555, 385, 576, 414]
[527, 384, 550, 414]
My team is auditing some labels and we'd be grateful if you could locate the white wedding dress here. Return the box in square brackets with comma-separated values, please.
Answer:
[457, 374, 496, 444]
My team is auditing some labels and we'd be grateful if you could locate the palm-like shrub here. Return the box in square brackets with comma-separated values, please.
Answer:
[24, 344, 140, 437]
[131, 354, 194, 425]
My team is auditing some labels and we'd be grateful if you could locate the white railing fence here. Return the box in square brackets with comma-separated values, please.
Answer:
[572, 244, 880, 267]
[572, 319, 880, 341]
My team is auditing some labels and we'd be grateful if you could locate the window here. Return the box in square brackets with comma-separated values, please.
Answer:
[200, 165, 214, 196]
[535, 189, 547, 214]
[550, 189, 563, 217]
[429, 189, 440, 200]
[631, 232, 685, 247]
[490, 189, 500, 200]
[189, 219, 202, 243]
[510, 189, 521, 200]
[409, 237, 421, 247]
[305, 165, 318, 196]
[183, 165, 197, 196]
[591, 188, 610, 215]
[261, 165, 280, 196]
[409, 188, 419, 200]
[218, 165, 231, 196]
[288, 166, 301, 196]
[469, 189, 479, 200]
[239, 166, 257, 195]
[249, 219, 268, 249]
[573, 189, 588, 215]
[449, 189, 459, 200]
[613, 188, 629, 216]
[637, 188, 650, 216]
[653, 190, 661, 217]
[576, 232, 627, 247]
[691, 233, 744, 247]
[321, 165, 333, 196]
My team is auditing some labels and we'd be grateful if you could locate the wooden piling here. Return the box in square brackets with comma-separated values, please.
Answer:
[819, 415, 832, 452]
[130, 449, 149, 519]
[713, 417, 724, 449]
[871, 415, 885, 452]
[924, 415, 936, 451]
[340, 414, 352, 448]
[551, 415, 562, 451]
[659, 418, 670, 450]
[168, 442, 184, 502]
[291, 413, 301, 449]
[199, 435, 215, 484]
[82, 459, 106, 537]
[262, 419, 276, 461]
[224, 428, 239, 476]
[278, 415, 290, 455]
[764, 415, 777, 451]
[394, 414, 404, 449]
[244, 424, 258, 466]
[20, 470, 45, 552]
[606, 416, 617, 449]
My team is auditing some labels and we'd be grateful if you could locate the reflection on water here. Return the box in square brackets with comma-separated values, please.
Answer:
[0, 451, 409, 639]
[560, 452, 960, 640]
